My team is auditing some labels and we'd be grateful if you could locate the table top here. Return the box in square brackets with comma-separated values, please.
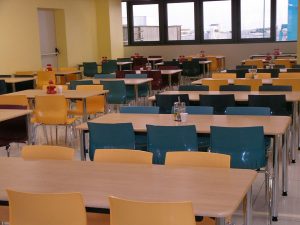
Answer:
[55, 70, 82, 75]
[147, 57, 163, 61]
[192, 78, 273, 85]
[6, 89, 108, 99]
[88, 78, 153, 85]
[0, 109, 31, 122]
[160, 69, 182, 75]
[77, 113, 291, 135]
[0, 157, 257, 218]
[199, 60, 212, 65]
[242, 58, 297, 63]
[148, 90, 300, 102]
[117, 62, 133, 66]
[3, 78, 36, 83]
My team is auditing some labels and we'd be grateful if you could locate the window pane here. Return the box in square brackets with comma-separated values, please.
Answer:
[167, 2, 195, 41]
[241, 0, 271, 39]
[203, 0, 232, 40]
[122, 2, 128, 45]
[133, 4, 160, 42]
[276, 0, 298, 41]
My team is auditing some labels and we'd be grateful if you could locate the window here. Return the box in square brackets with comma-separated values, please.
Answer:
[121, 2, 128, 45]
[132, 4, 160, 42]
[240, 0, 271, 39]
[276, 0, 298, 41]
[167, 2, 195, 41]
[203, 0, 232, 40]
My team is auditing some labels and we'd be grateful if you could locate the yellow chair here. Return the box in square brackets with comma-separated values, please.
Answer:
[234, 79, 262, 91]
[211, 73, 236, 79]
[274, 59, 292, 68]
[42, 85, 68, 91]
[0, 95, 28, 108]
[109, 196, 196, 225]
[94, 149, 153, 164]
[202, 79, 228, 91]
[206, 56, 218, 72]
[34, 95, 77, 145]
[68, 85, 105, 116]
[22, 145, 74, 160]
[36, 71, 56, 89]
[245, 73, 271, 79]
[59, 67, 79, 83]
[6, 190, 87, 225]
[165, 151, 230, 168]
[272, 79, 300, 91]
[244, 59, 264, 68]
[278, 72, 300, 79]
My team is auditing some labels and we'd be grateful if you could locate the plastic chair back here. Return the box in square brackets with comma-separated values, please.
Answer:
[245, 73, 271, 79]
[100, 80, 127, 104]
[0, 80, 7, 94]
[94, 74, 116, 79]
[94, 149, 153, 164]
[257, 69, 279, 78]
[236, 65, 257, 69]
[259, 85, 292, 92]
[88, 122, 135, 160]
[102, 60, 118, 74]
[244, 59, 264, 68]
[227, 69, 248, 78]
[279, 72, 300, 78]
[272, 78, 300, 91]
[179, 85, 209, 91]
[69, 80, 93, 90]
[225, 107, 271, 115]
[199, 94, 235, 115]
[165, 151, 230, 168]
[202, 79, 228, 91]
[206, 56, 218, 71]
[220, 85, 251, 91]
[233, 79, 262, 91]
[155, 94, 189, 114]
[7, 190, 87, 225]
[210, 126, 266, 169]
[274, 59, 292, 68]
[120, 106, 159, 114]
[147, 125, 198, 164]
[83, 62, 98, 77]
[185, 106, 213, 115]
[287, 68, 300, 72]
[212, 73, 236, 79]
[248, 95, 288, 115]
[109, 196, 196, 225]
[22, 145, 74, 160]
[182, 61, 201, 77]
[36, 71, 56, 89]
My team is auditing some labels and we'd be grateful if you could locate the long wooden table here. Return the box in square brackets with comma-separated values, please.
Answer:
[0, 157, 257, 225]
[76, 113, 291, 221]
[6, 89, 108, 122]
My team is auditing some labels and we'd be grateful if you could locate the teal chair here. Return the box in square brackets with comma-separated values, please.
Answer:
[87, 122, 135, 160]
[220, 85, 251, 91]
[100, 80, 127, 104]
[94, 74, 116, 79]
[147, 125, 198, 164]
[102, 60, 118, 74]
[156, 94, 190, 114]
[125, 74, 149, 99]
[69, 80, 93, 90]
[182, 61, 201, 80]
[83, 62, 98, 77]
[185, 106, 213, 115]
[120, 106, 159, 150]
[178, 85, 209, 91]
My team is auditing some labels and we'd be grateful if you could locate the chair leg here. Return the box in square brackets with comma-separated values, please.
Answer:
[5, 145, 10, 157]
[65, 126, 68, 145]
[55, 126, 58, 145]
[50, 126, 53, 145]
[42, 125, 49, 144]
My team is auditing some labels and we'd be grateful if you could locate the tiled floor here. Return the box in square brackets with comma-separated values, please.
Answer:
[2, 125, 300, 225]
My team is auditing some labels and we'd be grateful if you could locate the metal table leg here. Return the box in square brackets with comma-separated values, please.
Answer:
[216, 218, 225, 225]
[26, 114, 32, 145]
[292, 101, 298, 163]
[282, 130, 289, 196]
[82, 98, 88, 122]
[80, 129, 86, 161]
[271, 135, 280, 221]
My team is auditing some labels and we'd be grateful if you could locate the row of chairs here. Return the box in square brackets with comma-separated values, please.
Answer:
[227, 67, 300, 78]
[212, 72, 300, 79]
[243, 59, 295, 68]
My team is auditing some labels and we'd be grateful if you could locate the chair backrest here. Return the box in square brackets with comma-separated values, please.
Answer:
[212, 73, 236, 79]
[7, 190, 87, 225]
[69, 80, 93, 90]
[36, 71, 56, 89]
[287, 68, 300, 72]
[178, 85, 209, 91]
[35, 95, 68, 124]
[274, 59, 292, 68]
[272, 78, 300, 91]
[225, 106, 271, 115]
[233, 79, 262, 91]
[83, 62, 98, 77]
[219, 85, 251, 91]
[102, 60, 118, 74]
[94, 74, 116, 79]
[210, 126, 266, 169]
[227, 69, 248, 78]
[245, 73, 271, 79]
[201, 79, 228, 91]
[100, 80, 127, 104]
[257, 68, 280, 78]
[278, 72, 300, 78]
[155, 94, 189, 114]
[0, 80, 7, 94]
[292, 64, 300, 68]
[94, 149, 153, 164]
[125, 74, 147, 78]
[87, 122, 135, 160]
[236, 65, 257, 70]
[59, 67, 78, 72]
[145, 70, 163, 90]
[248, 95, 288, 115]
[147, 125, 198, 164]
[244, 59, 264, 68]
[165, 151, 230, 168]
[120, 106, 159, 114]
[109, 196, 196, 225]
[259, 85, 292, 92]
[185, 106, 213, 115]
[182, 61, 201, 77]
[22, 145, 74, 160]
[199, 94, 235, 115]
[160, 60, 180, 69]
[206, 56, 218, 71]
[0, 95, 28, 108]
[132, 57, 148, 68]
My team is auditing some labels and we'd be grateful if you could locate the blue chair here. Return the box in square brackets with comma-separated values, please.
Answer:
[120, 106, 159, 114]
[259, 85, 292, 92]
[102, 60, 118, 74]
[69, 80, 93, 90]
[87, 122, 135, 160]
[125, 74, 149, 99]
[178, 85, 209, 91]
[147, 125, 198, 164]
[185, 106, 213, 115]
[155, 94, 190, 114]
[94, 74, 116, 79]
[101, 80, 127, 104]
[83, 62, 98, 77]
[0, 80, 7, 94]
[225, 107, 271, 115]
[210, 126, 267, 169]
[199, 94, 235, 115]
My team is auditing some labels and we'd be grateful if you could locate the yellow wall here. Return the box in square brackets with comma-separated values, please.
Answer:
[0, 0, 98, 74]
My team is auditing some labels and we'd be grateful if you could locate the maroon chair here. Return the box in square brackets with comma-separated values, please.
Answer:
[141, 70, 166, 90]
[133, 57, 148, 69]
